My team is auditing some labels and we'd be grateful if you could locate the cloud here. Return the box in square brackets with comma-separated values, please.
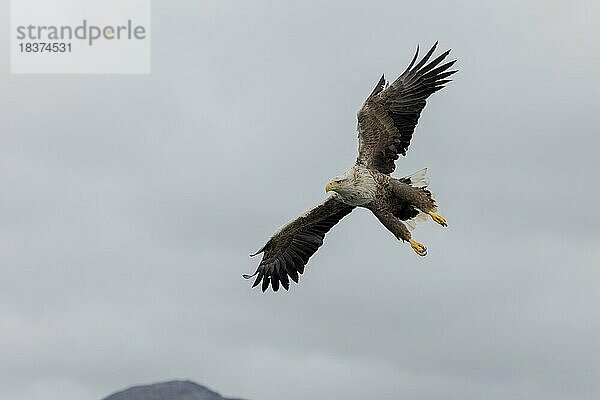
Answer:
[1, 1, 599, 400]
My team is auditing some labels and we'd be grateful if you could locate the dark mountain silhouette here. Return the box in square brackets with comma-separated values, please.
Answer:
[102, 380, 247, 400]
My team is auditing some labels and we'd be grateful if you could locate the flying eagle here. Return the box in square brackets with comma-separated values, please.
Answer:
[244, 42, 457, 292]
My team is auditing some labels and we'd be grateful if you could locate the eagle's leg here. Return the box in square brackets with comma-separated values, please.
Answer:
[427, 211, 447, 227]
[409, 239, 427, 257]
[372, 209, 427, 257]
[389, 179, 447, 228]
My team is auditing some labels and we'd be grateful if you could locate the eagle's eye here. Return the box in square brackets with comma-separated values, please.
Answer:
[335, 179, 343, 184]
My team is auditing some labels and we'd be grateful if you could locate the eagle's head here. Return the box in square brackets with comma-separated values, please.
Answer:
[325, 170, 354, 194]
[325, 167, 377, 206]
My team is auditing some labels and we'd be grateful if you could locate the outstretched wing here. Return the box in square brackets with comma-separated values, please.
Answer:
[244, 195, 355, 292]
[356, 42, 457, 174]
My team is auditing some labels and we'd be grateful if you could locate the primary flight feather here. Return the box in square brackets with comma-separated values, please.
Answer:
[244, 42, 457, 292]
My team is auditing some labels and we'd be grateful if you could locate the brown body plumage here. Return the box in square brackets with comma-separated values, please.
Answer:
[244, 42, 457, 292]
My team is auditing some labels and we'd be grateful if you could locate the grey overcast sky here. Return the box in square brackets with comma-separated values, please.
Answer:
[1, 1, 599, 399]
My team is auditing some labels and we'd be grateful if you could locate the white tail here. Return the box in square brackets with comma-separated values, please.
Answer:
[401, 168, 437, 231]
[402, 211, 430, 231]
[404, 168, 429, 188]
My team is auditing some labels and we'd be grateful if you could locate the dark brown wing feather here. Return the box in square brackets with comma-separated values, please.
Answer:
[356, 42, 457, 174]
[243, 195, 355, 292]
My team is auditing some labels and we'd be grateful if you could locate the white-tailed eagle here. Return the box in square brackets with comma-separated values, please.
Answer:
[244, 42, 457, 292]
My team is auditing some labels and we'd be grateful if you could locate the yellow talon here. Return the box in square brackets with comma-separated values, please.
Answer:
[428, 212, 448, 227]
[409, 239, 427, 257]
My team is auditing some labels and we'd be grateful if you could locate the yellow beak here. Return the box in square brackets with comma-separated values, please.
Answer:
[325, 181, 337, 193]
